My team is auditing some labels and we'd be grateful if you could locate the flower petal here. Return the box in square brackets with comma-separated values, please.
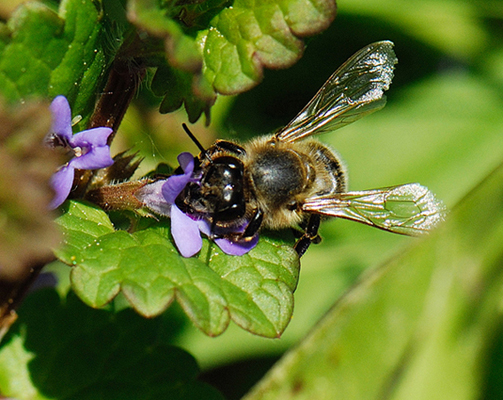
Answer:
[30, 272, 58, 292]
[50, 96, 73, 140]
[215, 235, 258, 256]
[161, 152, 196, 204]
[134, 180, 172, 216]
[171, 205, 202, 257]
[178, 152, 195, 174]
[70, 145, 114, 170]
[195, 219, 211, 236]
[69, 127, 113, 148]
[49, 165, 75, 209]
[162, 174, 191, 204]
[196, 217, 259, 256]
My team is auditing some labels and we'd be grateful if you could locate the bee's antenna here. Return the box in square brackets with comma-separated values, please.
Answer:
[182, 123, 212, 163]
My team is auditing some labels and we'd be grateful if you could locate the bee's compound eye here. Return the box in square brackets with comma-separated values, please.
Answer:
[203, 156, 247, 221]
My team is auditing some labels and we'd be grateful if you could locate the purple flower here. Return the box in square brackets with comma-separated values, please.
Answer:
[137, 152, 258, 257]
[47, 96, 114, 209]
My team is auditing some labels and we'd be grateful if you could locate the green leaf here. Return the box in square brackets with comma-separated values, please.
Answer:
[128, 0, 217, 123]
[152, 63, 213, 123]
[0, 290, 224, 400]
[199, 0, 336, 95]
[129, 0, 335, 122]
[54, 200, 299, 338]
[241, 161, 503, 399]
[0, 0, 124, 125]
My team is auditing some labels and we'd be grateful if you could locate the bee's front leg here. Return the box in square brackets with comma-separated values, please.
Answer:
[242, 209, 263, 239]
[210, 209, 263, 242]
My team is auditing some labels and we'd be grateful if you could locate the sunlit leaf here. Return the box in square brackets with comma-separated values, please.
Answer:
[199, 0, 336, 95]
[129, 0, 336, 122]
[54, 200, 299, 338]
[0, 0, 125, 127]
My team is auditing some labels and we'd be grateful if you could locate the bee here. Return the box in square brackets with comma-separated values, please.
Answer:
[175, 41, 446, 256]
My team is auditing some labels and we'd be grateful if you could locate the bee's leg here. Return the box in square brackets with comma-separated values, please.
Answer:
[294, 214, 321, 257]
[242, 209, 264, 239]
[213, 140, 247, 156]
[212, 209, 263, 242]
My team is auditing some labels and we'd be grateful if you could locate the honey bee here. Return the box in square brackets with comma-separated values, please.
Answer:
[175, 41, 446, 256]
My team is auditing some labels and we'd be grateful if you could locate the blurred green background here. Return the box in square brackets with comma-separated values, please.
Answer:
[115, 0, 503, 398]
[1, 0, 503, 398]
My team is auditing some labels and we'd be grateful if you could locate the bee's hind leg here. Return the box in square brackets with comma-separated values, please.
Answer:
[294, 214, 321, 257]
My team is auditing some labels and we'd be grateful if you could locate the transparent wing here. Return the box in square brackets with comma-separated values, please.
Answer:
[303, 183, 447, 236]
[276, 41, 397, 143]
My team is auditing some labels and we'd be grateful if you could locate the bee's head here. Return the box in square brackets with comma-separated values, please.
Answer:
[202, 156, 246, 222]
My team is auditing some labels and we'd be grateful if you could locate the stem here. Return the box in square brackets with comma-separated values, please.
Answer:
[88, 59, 146, 139]
[73, 38, 147, 198]
[85, 180, 151, 211]
[0, 258, 52, 342]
